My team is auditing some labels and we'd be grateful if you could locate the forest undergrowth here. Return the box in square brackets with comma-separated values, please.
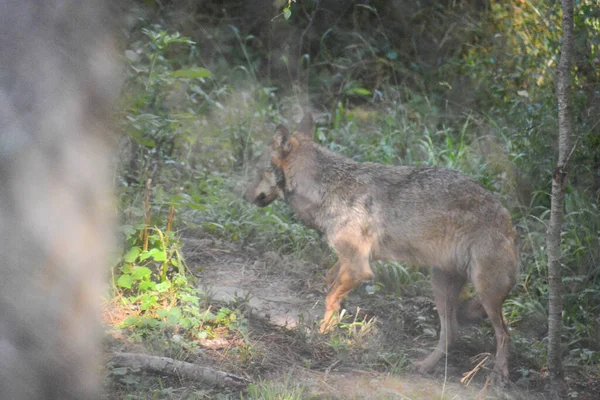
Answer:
[104, 1, 600, 398]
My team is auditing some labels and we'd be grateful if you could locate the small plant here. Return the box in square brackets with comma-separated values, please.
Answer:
[376, 351, 410, 374]
[243, 375, 307, 400]
[116, 225, 186, 290]
[114, 223, 231, 339]
[327, 308, 377, 357]
[111, 184, 247, 345]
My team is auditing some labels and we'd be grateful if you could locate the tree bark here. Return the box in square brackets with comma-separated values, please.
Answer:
[109, 352, 250, 389]
[546, 0, 574, 385]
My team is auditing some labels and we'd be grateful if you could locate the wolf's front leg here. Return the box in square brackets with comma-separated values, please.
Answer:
[320, 244, 373, 333]
[325, 261, 341, 288]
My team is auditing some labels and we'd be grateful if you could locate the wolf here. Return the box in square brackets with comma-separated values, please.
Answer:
[0, 1, 117, 398]
[244, 114, 519, 383]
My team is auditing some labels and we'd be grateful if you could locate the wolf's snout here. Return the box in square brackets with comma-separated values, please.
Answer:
[256, 193, 267, 203]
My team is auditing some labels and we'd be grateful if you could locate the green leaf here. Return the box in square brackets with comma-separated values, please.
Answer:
[122, 316, 141, 327]
[283, 7, 291, 19]
[180, 317, 199, 330]
[180, 292, 198, 305]
[167, 307, 182, 325]
[117, 274, 133, 289]
[155, 281, 171, 292]
[346, 87, 371, 96]
[171, 258, 178, 267]
[138, 280, 156, 291]
[139, 295, 156, 310]
[131, 266, 152, 281]
[120, 263, 132, 274]
[139, 248, 161, 262]
[123, 247, 141, 263]
[152, 250, 167, 262]
[173, 67, 211, 79]
[139, 250, 153, 262]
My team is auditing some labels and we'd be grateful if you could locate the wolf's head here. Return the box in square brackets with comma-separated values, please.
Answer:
[243, 151, 280, 207]
[244, 114, 314, 207]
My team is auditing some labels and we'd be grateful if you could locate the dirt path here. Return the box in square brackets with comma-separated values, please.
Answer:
[184, 236, 525, 399]
[187, 237, 324, 329]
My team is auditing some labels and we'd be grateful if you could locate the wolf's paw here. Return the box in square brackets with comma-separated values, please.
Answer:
[413, 358, 437, 375]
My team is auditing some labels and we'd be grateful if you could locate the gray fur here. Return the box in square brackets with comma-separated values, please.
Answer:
[245, 114, 519, 384]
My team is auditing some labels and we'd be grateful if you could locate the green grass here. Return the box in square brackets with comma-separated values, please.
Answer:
[243, 376, 308, 400]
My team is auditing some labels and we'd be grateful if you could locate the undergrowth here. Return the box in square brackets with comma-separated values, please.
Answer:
[109, 1, 600, 397]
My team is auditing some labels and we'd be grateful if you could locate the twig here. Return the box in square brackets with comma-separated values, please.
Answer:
[460, 353, 490, 386]
[142, 178, 152, 252]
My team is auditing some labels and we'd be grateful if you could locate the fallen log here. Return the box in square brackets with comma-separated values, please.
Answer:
[109, 352, 250, 389]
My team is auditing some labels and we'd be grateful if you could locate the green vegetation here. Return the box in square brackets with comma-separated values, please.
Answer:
[107, 0, 599, 398]
[244, 376, 308, 400]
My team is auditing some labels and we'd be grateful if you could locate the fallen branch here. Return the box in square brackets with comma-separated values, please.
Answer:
[109, 352, 250, 389]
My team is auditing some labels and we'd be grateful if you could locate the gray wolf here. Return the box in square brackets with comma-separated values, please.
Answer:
[245, 114, 519, 383]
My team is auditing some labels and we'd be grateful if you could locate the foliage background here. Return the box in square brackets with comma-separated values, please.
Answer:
[107, 0, 600, 397]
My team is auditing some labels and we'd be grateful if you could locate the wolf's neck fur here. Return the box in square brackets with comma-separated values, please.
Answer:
[281, 143, 358, 232]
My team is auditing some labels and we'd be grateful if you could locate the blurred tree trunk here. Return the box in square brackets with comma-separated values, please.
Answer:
[546, 0, 574, 386]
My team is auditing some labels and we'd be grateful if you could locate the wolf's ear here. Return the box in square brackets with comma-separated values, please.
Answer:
[295, 113, 314, 141]
[272, 125, 294, 155]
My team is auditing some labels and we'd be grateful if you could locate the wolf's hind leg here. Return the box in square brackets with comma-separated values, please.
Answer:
[471, 255, 514, 384]
[415, 267, 466, 373]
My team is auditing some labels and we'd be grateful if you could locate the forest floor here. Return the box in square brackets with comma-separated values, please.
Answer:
[103, 231, 600, 399]
[188, 236, 482, 399]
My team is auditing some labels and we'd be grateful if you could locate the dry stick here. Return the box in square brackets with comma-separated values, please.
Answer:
[110, 352, 250, 389]
[166, 205, 175, 238]
[142, 178, 152, 252]
[460, 354, 490, 386]
[165, 187, 180, 246]
[160, 205, 176, 282]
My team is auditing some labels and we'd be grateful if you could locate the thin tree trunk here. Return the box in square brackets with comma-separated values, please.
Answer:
[547, 0, 574, 385]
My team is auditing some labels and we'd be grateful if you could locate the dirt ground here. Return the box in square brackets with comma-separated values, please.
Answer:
[104, 233, 600, 399]
[183, 235, 568, 400]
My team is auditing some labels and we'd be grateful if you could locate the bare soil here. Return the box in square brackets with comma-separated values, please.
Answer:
[182, 235, 558, 399]
[104, 233, 600, 399]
